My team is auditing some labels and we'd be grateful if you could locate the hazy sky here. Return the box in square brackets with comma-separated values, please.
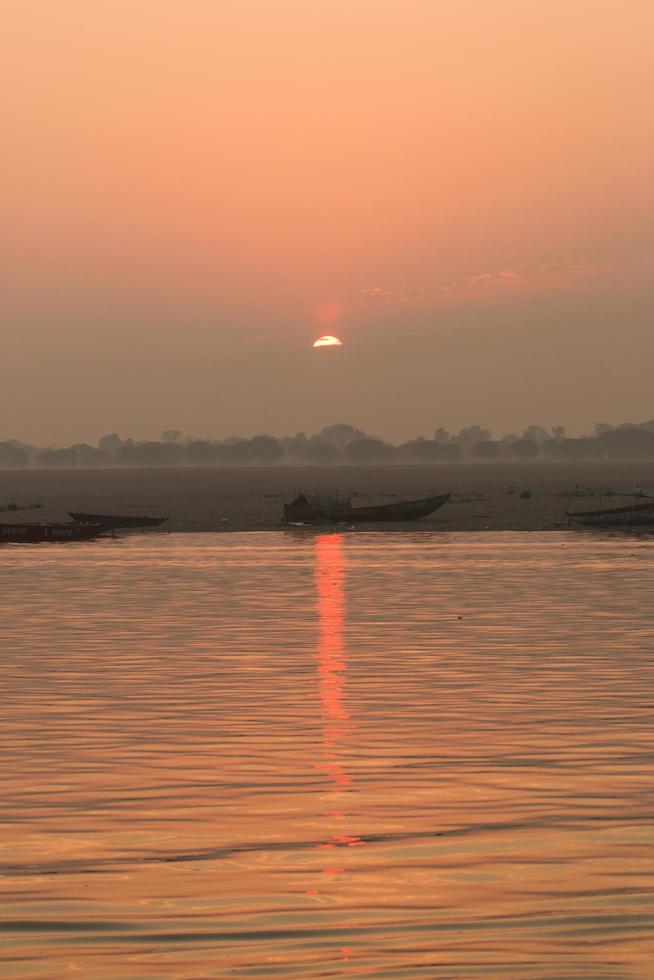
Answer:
[3, 0, 653, 444]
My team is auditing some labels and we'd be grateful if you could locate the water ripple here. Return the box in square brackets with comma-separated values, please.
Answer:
[1, 531, 654, 978]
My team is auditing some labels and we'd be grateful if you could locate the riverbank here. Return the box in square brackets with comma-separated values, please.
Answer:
[1, 462, 651, 532]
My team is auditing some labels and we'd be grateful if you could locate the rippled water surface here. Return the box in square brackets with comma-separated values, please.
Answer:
[2, 531, 654, 978]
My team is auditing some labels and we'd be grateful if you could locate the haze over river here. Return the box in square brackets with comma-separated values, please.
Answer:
[2, 532, 653, 978]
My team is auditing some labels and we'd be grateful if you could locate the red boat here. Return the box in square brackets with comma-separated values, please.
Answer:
[0, 522, 103, 543]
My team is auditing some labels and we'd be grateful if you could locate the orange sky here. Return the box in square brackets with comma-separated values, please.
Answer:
[2, 1, 653, 442]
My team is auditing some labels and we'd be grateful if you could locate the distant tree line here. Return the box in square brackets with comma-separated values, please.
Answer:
[4, 421, 654, 469]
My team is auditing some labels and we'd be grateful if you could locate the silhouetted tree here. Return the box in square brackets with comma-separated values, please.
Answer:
[455, 425, 491, 455]
[305, 441, 340, 464]
[597, 427, 654, 460]
[247, 435, 284, 464]
[438, 443, 462, 461]
[98, 433, 124, 454]
[20, 416, 654, 469]
[185, 440, 224, 465]
[473, 440, 502, 460]
[0, 442, 29, 468]
[70, 444, 109, 467]
[522, 425, 549, 444]
[223, 436, 284, 465]
[542, 437, 602, 460]
[397, 439, 461, 462]
[510, 439, 539, 461]
[115, 442, 185, 466]
[162, 430, 183, 443]
[318, 423, 367, 449]
[36, 448, 77, 468]
[342, 438, 396, 464]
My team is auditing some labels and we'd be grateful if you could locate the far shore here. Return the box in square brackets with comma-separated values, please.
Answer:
[0, 462, 652, 533]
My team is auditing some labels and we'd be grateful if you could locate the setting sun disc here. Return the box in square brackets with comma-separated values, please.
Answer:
[313, 335, 343, 348]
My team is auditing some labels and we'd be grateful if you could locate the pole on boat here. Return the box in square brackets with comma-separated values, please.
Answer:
[564, 484, 577, 526]
[628, 484, 642, 526]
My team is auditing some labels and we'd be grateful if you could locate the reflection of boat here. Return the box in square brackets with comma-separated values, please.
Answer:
[69, 513, 167, 529]
[0, 522, 103, 543]
[567, 488, 654, 527]
[284, 492, 449, 524]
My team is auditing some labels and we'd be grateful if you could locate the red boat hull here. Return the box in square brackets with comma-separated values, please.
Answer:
[0, 523, 103, 543]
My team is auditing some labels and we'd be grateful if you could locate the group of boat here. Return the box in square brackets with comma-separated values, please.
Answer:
[285, 487, 654, 528]
[0, 513, 167, 544]
[2, 487, 654, 542]
[0, 494, 452, 543]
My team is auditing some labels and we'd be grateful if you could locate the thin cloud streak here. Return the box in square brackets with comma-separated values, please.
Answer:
[361, 255, 654, 310]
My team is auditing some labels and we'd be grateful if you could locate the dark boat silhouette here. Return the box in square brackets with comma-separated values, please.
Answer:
[69, 513, 167, 530]
[566, 500, 654, 527]
[283, 491, 449, 524]
[0, 522, 103, 543]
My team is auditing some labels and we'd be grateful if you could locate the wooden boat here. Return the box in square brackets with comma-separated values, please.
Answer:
[0, 522, 103, 543]
[566, 500, 654, 527]
[283, 491, 450, 524]
[69, 512, 167, 529]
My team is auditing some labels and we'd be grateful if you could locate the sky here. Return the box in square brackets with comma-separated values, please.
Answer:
[2, 0, 653, 445]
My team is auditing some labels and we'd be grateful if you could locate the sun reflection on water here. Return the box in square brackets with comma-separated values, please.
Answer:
[314, 533, 353, 791]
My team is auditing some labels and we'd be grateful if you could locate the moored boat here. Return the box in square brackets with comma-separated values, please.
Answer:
[283, 491, 450, 524]
[69, 513, 167, 529]
[0, 522, 103, 543]
[566, 487, 654, 527]
[566, 500, 654, 527]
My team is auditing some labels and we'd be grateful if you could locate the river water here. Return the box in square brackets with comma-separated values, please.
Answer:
[1, 532, 653, 978]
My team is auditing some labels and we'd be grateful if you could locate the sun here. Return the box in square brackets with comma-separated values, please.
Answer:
[313, 335, 343, 348]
